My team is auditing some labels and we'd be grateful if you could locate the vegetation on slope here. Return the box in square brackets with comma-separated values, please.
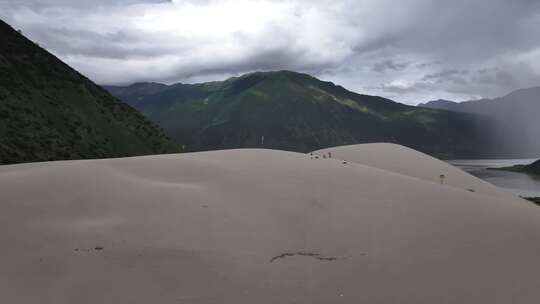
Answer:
[107, 71, 488, 158]
[0, 20, 178, 165]
[492, 159, 540, 176]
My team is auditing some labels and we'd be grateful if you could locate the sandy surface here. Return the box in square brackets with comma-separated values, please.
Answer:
[1, 145, 539, 303]
[315, 143, 505, 197]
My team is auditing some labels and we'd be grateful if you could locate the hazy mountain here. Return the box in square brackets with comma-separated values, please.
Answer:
[421, 88, 540, 115]
[105, 70, 489, 158]
[419, 99, 463, 112]
[0, 20, 178, 165]
[421, 87, 540, 157]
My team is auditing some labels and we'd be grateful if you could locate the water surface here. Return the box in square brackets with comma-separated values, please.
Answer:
[448, 159, 540, 197]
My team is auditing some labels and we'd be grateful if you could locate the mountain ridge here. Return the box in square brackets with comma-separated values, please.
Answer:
[105, 70, 489, 158]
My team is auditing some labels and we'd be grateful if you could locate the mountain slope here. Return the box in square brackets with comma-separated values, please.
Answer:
[421, 87, 540, 157]
[0, 20, 178, 165]
[106, 71, 488, 158]
[526, 159, 540, 175]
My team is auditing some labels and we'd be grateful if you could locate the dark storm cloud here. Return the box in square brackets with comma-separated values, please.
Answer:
[422, 69, 469, 82]
[373, 60, 410, 73]
[143, 47, 319, 84]
[24, 27, 183, 59]
[1, 0, 539, 103]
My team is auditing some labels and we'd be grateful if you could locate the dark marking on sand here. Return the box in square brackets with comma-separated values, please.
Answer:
[316, 256, 338, 261]
[270, 251, 342, 263]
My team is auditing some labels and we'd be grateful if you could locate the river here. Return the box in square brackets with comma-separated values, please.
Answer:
[448, 159, 540, 197]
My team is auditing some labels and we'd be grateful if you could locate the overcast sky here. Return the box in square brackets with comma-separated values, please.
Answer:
[2, 0, 540, 104]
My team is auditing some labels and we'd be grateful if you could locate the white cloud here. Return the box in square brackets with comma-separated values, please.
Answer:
[2, 0, 540, 104]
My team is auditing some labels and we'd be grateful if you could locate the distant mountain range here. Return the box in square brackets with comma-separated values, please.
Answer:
[420, 87, 540, 157]
[105, 71, 489, 158]
[0, 20, 178, 165]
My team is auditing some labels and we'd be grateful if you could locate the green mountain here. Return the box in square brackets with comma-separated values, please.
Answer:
[106, 71, 489, 158]
[0, 20, 178, 165]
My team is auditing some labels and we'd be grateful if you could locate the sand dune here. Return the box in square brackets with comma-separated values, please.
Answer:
[315, 143, 504, 197]
[1, 145, 539, 303]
